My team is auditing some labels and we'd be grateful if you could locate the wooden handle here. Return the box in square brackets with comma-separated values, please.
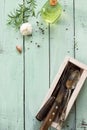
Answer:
[40, 101, 59, 130]
[36, 96, 55, 121]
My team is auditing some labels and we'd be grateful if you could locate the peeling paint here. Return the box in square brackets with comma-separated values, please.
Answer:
[82, 120, 87, 126]
[81, 120, 87, 129]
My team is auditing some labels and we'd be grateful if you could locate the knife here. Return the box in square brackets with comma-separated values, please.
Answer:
[36, 62, 71, 121]
[40, 69, 80, 130]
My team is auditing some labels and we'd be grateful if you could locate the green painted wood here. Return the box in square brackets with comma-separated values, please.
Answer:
[1, 0, 87, 130]
[75, 0, 87, 129]
[0, 0, 23, 129]
[50, 0, 76, 129]
[25, 1, 49, 130]
[24, 0, 77, 130]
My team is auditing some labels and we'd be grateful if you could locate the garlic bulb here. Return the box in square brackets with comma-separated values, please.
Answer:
[20, 22, 32, 36]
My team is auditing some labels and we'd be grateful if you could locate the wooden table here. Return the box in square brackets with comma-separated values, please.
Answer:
[0, 0, 87, 130]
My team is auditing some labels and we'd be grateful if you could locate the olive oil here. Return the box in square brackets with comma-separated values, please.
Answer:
[41, 0, 62, 23]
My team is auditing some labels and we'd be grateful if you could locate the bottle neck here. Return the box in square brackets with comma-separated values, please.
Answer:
[50, 0, 58, 6]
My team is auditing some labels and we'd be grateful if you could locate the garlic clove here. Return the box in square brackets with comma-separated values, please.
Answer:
[16, 45, 22, 53]
[20, 22, 32, 36]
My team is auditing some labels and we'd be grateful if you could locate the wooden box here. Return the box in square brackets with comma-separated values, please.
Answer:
[37, 56, 87, 130]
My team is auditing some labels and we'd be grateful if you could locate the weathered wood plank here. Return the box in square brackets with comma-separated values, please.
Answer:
[0, 0, 23, 129]
[1, 0, 87, 130]
[75, 0, 87, 129]
[50, 0, 76, 129]
[25, 1, 49, 130]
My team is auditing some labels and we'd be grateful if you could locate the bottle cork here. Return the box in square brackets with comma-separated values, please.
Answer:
[50, 0, 58, 6]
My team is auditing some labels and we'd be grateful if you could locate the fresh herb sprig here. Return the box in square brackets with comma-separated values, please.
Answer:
[27, 0, 37, 16]
[7, 0, 37, 30]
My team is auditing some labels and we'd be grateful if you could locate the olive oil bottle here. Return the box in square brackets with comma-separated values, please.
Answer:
[41, 0, 62, 23]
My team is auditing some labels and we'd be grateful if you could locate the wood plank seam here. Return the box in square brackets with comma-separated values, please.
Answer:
[73, 0, 77, 129]
[23, 36, 26, 130]
[49, 24, 51, 87]
[23, 0, 26, 129]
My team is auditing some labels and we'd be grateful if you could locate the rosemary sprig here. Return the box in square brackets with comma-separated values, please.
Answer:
[7, 0, 37, 30]
[26, 0, 37, 17]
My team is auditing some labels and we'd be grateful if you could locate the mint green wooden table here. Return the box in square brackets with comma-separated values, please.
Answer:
[0, 0, 87, 130]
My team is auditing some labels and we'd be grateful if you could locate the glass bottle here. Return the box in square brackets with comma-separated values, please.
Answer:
[41, 0, 62, 23]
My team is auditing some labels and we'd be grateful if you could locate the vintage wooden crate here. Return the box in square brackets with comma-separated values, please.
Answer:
[36, 56, 87, 130]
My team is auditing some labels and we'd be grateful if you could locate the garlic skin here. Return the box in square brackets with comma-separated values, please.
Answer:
[20, 22, 32, 36]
